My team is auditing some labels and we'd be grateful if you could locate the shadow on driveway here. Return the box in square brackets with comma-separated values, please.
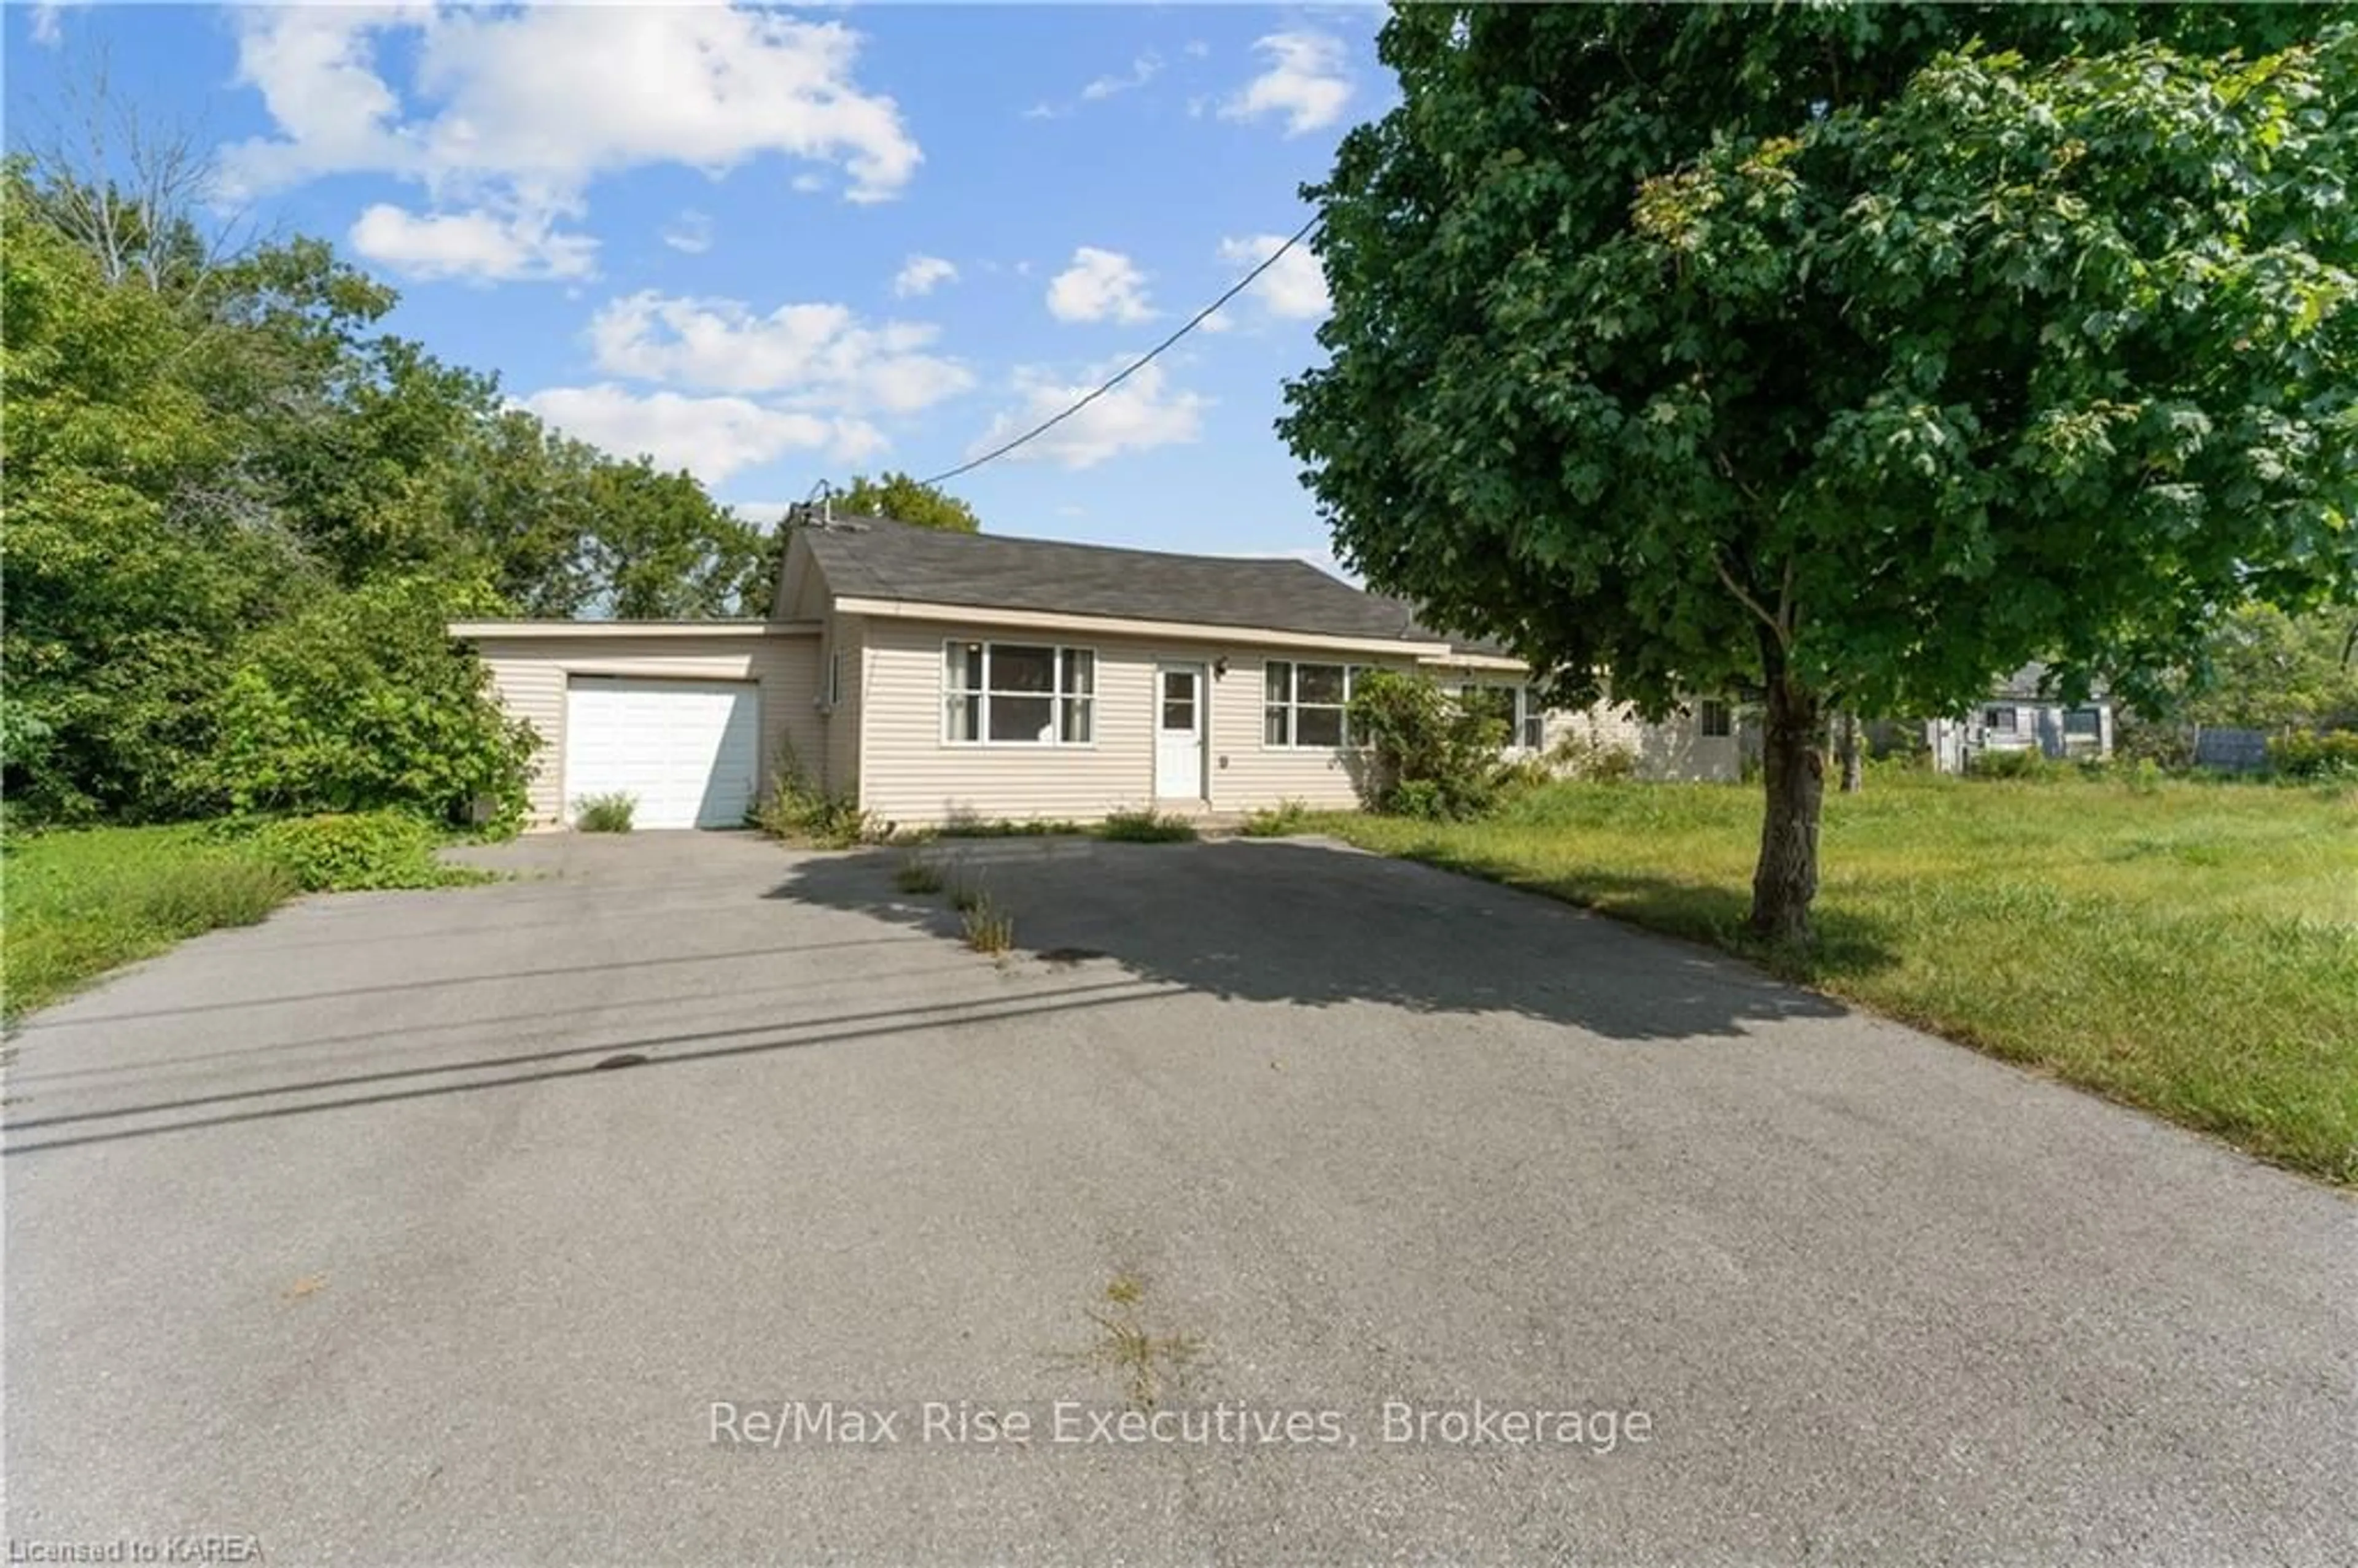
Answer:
[7, 833, 1851, 1159]
[771, 835, 1851, 1044]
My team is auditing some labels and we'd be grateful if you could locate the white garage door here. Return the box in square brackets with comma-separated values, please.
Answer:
[563, 677, 761, 829]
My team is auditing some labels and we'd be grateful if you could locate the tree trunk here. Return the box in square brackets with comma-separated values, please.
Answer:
[1839, 710, 1864, 794]
[1749, 666, 1826, 945]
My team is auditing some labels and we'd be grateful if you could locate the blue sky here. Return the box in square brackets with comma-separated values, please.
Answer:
[7, 2, 1390, 569]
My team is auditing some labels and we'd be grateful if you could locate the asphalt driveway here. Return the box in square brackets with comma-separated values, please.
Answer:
[5, 831, 2351, 1565]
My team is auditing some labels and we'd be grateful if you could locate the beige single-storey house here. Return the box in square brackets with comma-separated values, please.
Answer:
[454, 518, 1739, 831]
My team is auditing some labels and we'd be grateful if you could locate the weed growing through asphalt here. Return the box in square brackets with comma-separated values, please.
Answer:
[1054, 1275, 1203, 1410]
[961, 890, 1014, 955]
[893, 850, 944, 895]
[1097, 809, 1199, 843]
[573, 792, 636, 833]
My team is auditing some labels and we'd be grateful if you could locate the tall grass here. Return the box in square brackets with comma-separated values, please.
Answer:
[1313, 773, 2358, 1184]
[3, 827, 298, 1019]
[4, 816, 490, 1020]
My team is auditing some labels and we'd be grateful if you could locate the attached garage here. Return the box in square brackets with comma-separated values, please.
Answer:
[449, 621, 827, 831]
[563, 677, 760, 829]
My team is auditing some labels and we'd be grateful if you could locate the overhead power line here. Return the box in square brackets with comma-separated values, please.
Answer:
[919, 212, 1323, 488]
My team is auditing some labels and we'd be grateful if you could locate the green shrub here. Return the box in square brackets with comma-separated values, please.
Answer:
[2267, 729, 2358, 780]
[752, 742, 878, 847]
[1967, 748, 2062, 780]
[1494, 756, 1558, 798]
[894, 851, 945, 894]
[1547, 731, 1639, 783]
[202, 577, 539, 828]
[1389, 779, 1447, 820]
[574, 792, 636, 833]
[245, 810, 470, 891]
[2115, 714, 2197, 770]
[1097, 809, 1199, 843]
[1240, 799, 1315, 837]
[1347, 669, 1509, 819]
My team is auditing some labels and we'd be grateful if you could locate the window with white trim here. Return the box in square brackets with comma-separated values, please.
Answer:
[1698, 699, 1733, 739]
[944, 642, 1094, 745]
[1983, 705, 2018, 732]
[1459, 684, 1547, 750]
[1265, 661, 1356, 747]
[2064, 705, 2103, 737]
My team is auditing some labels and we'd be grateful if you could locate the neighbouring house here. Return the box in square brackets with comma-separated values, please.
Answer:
[1892, 664, 2115, 773]
[454, 518, 1740, 831]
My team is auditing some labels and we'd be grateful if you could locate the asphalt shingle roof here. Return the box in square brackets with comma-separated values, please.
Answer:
[800, 517, 1449, 645]
[1993, 662, 2111, 701]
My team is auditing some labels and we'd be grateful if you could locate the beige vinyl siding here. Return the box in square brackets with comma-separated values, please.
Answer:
[1425, 664, 1742, 783]
[470, 632, 822, 828]
[1540, 699, 1740, 782]
[822, 613, 863, 798]
[855, 621, 1431, 825]
[1221, 657, 1398, 810]
[859, 619, 1156, 826]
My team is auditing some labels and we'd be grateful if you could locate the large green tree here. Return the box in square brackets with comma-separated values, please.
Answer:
[1, 156, 771, 825]
[588, 459, 772, 618]
[2177, 605, 2358, 731]
[835, 470, 982, 532]
[1, 172, 312, 818]
[1282, 4, 2357, 941]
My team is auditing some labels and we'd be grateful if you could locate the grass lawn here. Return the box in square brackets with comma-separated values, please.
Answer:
[2, 825, 297, 1022]
[1309, 772, 2358, 1186]
[3, 817, 489, 1022]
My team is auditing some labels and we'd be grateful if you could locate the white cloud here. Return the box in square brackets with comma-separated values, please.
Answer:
[1216, 233, 1330, 320]
[220, 5, 920, 282]
[1046, 247, 1154, 325]
[349, 201, 597, 281]
[725, 500, 796, 528]
[523, 385, 883, 486]
[1025, 50, 1164, 120]
[663, 209, 714, 254]
[893, 254, 959, 298]
[29, 2, 85, 47]
[967, 359, 1207, 470]
[586, 291, 974, 413]
[1081, 53, 1162, 103]
[1183, 40, 1211, 61]
[1220, 31, 1353, 136]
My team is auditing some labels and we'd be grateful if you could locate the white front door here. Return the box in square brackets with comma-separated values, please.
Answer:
[564, 677, 761, 829]
[1154, 664, 1206, 801]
